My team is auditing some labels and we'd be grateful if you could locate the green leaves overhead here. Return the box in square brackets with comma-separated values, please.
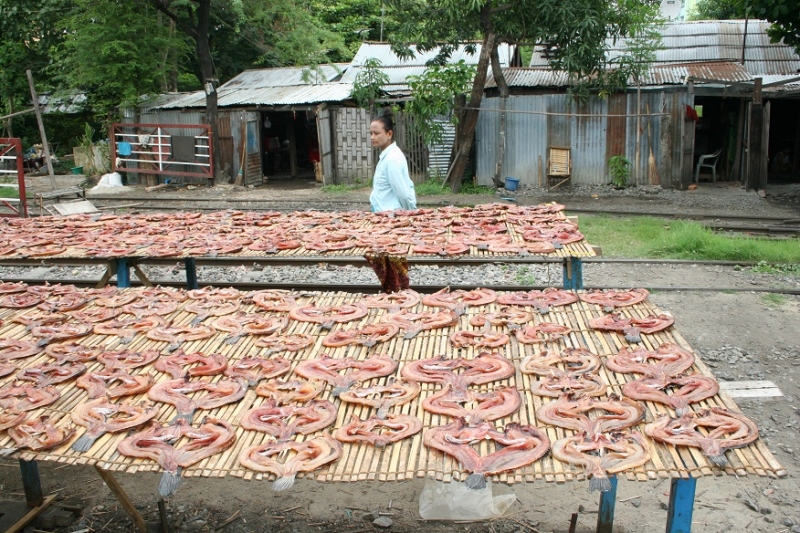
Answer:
[405, 61, 476, 145]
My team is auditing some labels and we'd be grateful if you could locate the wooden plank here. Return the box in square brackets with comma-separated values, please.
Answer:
[94, 466, 148, 533]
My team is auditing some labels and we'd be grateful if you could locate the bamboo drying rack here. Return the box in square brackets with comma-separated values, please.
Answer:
[0, 289, 784, 486]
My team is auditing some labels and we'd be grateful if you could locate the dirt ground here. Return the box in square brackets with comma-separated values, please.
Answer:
[1, 176, 799, 533]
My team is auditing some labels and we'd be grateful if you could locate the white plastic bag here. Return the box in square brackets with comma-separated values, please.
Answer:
[418, 479, 516, 520]
[93, 172, 123, 189]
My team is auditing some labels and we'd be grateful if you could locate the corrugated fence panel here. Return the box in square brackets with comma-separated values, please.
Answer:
[476, 97, 500, 185]
[569, 97, 609, 186]
[428, 118, 455, 180]
[506, 97, 548, 186]
[478, 92, 684, 189]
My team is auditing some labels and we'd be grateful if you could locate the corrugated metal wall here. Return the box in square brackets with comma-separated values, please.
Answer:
[476, 91, 690, 188]
[428, 119, 456, 179]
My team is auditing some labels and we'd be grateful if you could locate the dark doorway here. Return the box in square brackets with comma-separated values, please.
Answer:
[692, 96, 740, 182]
[766, 99, 800, 184]
[260, 110, 318, 180]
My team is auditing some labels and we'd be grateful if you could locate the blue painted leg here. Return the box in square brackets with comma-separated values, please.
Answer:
[19, 458, 43, 507]
[562, 257, 583, 290]
[116, 258, 130, 288]
[595, 475, 617, 533]
[185, 258, 198, 289]
[666, 477, 696, 533]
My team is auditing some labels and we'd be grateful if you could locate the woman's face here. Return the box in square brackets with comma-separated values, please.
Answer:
[370, 121, 393, 150]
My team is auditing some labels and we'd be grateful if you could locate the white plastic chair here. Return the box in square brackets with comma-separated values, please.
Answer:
[694, 148, 723, 183]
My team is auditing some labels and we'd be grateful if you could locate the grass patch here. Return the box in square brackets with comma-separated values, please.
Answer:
[578, 214, 800, 262]
[751, 261, 800, 276]
[415, 178, 450, 196]
[0, 186, 19, 198]
[460, 181, 495, 195]
[761, 293, 787, 307]
[321, 182, 367, 194]
[515, 266, 538, 285]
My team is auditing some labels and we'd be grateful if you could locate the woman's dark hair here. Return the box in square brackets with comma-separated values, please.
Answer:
[371, 114, 394, 134]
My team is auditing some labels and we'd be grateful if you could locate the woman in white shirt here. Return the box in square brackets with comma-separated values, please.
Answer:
[368, 115, 417, 212]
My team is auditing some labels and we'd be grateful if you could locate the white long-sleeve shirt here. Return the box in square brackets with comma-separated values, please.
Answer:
[369, 143, 416, 212]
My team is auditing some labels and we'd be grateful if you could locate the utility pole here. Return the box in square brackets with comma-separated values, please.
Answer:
[26, 70, 57, 190]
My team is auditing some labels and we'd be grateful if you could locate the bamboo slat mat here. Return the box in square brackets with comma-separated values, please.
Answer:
[0, 288, 783, 486]
[0, 204, 596, 261]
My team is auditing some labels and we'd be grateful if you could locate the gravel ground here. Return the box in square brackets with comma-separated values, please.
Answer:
[1, 174, 799, 533]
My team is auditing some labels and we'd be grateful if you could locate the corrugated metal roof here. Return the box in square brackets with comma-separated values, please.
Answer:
[530, 20, 800, 76]
[39, 93, 88, 114]
[149, 83, 354, 109]
[347, 42, 512, 68]
[486, 62, 752, 88]
[341, 42, 514, 90]
[219, 65, 346, 89]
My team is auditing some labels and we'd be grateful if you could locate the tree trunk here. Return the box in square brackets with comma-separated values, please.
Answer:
[446, 5, 495, 192]
[195, 0, 223, 182]
[490, 44, 509, 188]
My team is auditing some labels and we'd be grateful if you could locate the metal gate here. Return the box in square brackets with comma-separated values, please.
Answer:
[0, 138, 28, 217]
[110, 123, 214, 183]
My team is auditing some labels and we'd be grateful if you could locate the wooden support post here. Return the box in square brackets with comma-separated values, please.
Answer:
[116, 258, 131, 288]
[595, 475, 617, 533]
[665, 477, 696, 533]
[132, 263, 153, 286]
[19, 459, 43, 508]
[747, 78, 763, 191]
[288, 115, 297, 177]
[185, 257, 198, 289]
[562, 257, 583, 290]
[97, 261, 117, 288]
[94, 465, 149, 533]
[26, 70, 57, 190]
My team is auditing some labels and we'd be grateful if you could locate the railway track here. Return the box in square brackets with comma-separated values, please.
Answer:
[84, 196, 800, 236]
[0, 258, 797, 294]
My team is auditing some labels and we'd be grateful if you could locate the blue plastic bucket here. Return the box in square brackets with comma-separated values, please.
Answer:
[504, 177, 520, 191]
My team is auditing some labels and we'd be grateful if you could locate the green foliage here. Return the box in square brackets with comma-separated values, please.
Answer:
[76, 123, 96, 176]
[579, 214, 800, 262]
[749, 0, 800, 55]
[312, 0, 401, 60]
[405, 61, 475, 145]
[415, 178, 450, 196]
[751, 261, 800, 275]
[608, 155, 631, 188]
[689, 0, 746, 20]
[52, 0, 189, 114]
[350, 58, 390, 108]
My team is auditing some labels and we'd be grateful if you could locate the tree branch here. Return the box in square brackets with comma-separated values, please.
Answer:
[490, 2, 519, 14]
[147, 0, 197, 39]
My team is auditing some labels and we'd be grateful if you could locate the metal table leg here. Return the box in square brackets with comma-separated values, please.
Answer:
[116, 258, 131, 288]
[666, 477, 696, 533]
[596, 475, 617, 533]
[563, 257, 584, 290]
[185, 258, 198, 289]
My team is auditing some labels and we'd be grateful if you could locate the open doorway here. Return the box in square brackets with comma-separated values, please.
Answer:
[260, 110, 319, 181]
[766, 98, 800, 184]
[692, 96, 741, 183]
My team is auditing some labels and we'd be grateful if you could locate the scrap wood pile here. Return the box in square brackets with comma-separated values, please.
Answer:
[0, 282, 783, 496]
[0, 202, 595, 260]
